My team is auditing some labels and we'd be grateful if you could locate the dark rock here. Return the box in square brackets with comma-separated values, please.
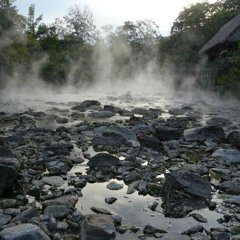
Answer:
[11, 207, 39, 223]
[88, 153, 120, 167]
[123, 171, 142, 184]
[56, 118, 68, 124]
[87, 111, 114, 119]
[105, 197, 117, 204]
[184, 125, 225, 142]
[137, 134, 163, 151]
[161, 232, 191, 240]
[42, 195, 78, 209]
[0, 214, 11, 226]
[71, 100, 101, 112]
[0, 147, 20, 195]
[103, 105, 121, 113]
[206, 117, 234, 128]
[219, 181, 240, 194]
[155, 126, 181, 140]
[44, 205, 69, 219]
[106, 181, 123, 190]
[148, 201, 158, 211]
[81, 214, 116, 240]
[181, 225, 204, 235]
[90, 207, 113, 215]
[227, 130, 240, 149]
[211, 231, 230, 240]
[143, 224, 166, 234]
[71, 209, 84, 222]
[42, 176, 64, 187]
[45, 143, 73, 156]
[164, 170, 212, 199]
[191, 213, 208, 223]
[0, 223, 51, 240]
[212, 149, 240, 164]
[169, 107, 188, 115]
[94, 125, 137, 143]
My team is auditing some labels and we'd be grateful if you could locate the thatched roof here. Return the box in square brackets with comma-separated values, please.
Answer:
[199, 14, 240, 54]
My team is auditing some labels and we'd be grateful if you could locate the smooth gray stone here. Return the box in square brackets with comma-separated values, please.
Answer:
[212, 149, 240, 164]
[0, 223, 51, 240]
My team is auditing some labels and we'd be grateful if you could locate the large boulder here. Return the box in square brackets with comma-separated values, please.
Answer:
[154, 126, 182, 140]
[0, 147, 20, 195]
[164, 170, 212, 199]
[42, 195, 78, 209]
[71, 100, 101, 112]
[227, 130, 240, 149]
[92, 126, 137, 148]
[0, 223, 50, 240]
[81, 214, 116, 240]
[88, 153, 120, 167]
[212, 149, 240, 164]
[184, 125, 225, 142]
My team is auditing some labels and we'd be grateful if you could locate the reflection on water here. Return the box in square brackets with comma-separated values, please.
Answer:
[76, 180, 223, 239]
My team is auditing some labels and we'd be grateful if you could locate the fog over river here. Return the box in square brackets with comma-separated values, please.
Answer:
[0, 88, 240, 240]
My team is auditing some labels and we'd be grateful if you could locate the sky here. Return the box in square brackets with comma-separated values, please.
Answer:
[15, 0, 214, 36]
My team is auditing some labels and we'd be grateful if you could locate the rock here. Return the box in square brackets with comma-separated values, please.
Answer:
[0, 199, 22, 209]
[56, 118, 68, 124]
[212, 149, 240, 164]
[105, 197, 117, 204]
[161, 232, 191, 240]
[71, 100, 101, 111]
[0, 147, 20, 195]
[184, 126, 225, 142]
[123, 171, 142, 184]
[164, 170, 212, 199]
[169, 107, 188, 115]
[81, 214, 116, 239]
[137, 134, 163, 151]
[42, 195, 78, 209]
[88, 111, 114, 118]
[148, 201, 158, 211]
[94, 126, 137, 143]
[206, 117, 234, 128]
[211, 231, 230, 240]
[90, 207, 113, 215]
[42, 176, 64, 187]
[0, 214, 11, 226]
[11, 207, 39, 223]
[0, 223, 51, 240]
[155, 126, 181, 140]
[219, 181, 240, 194]
[143, 224, 166, 234]
[181, 225, 204, 235]
[106, 181, 123, 190]
[227, 130, 240, 149]
[191, 213, 208, 223]
[88, 153, 120, 167]
[103, 105, 121, 113]
[44, 143, 73, 156]
[44, 205, 69, 219]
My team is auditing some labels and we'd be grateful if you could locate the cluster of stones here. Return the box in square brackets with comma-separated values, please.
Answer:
[0, 97, 240, 239]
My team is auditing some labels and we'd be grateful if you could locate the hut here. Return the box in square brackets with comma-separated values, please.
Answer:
[199, 14, 240, 60]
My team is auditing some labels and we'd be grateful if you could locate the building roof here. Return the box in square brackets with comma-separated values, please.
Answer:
[199, 14, 240, 54]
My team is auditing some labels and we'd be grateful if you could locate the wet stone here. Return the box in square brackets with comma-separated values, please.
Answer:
[0, 214, 11, 226]
[81, 214, 116, 240]
[44, 205, 69, 219]
[42, 176, 64, 187]
[106, 181, 123, 190]
[105, 197, 118, 204]
[0, 223, 51, 240]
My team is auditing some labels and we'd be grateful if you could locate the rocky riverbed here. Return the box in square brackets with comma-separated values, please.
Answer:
[0, 91, 240, 240]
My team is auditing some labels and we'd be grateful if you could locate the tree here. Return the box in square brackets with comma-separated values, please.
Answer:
[21, 4, 43, 38]
[63, 5, 98, 44]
